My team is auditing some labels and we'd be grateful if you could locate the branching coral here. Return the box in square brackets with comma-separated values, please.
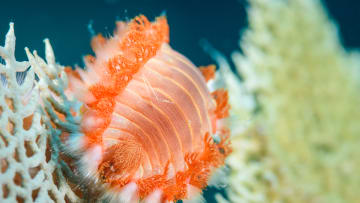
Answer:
[218, 0, 360, 202]
[0, 23, 83, 202]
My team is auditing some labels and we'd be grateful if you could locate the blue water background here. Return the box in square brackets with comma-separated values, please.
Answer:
[0, 0, 359, 202]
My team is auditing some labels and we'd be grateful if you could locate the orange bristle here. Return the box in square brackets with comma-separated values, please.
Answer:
[199, 64, 216, 82]
[212, 89, 231, 119]
[98, 137, 143, 183]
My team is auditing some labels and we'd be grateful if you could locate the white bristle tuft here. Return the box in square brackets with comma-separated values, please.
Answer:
[109, 182, 138, 203]
[207, 77, 217, 91]
[66, 133, 85, 153]
[208, 166, 229, 188]
[80, 145, 103, 179]
[183, 185, 205, 203]
[183, 195, 205, 203]
[144, 189, 163, 203]
[81, 111, 105, 132]
[166, 163, 176, 180]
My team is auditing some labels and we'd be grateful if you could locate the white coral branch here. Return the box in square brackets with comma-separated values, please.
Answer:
[0, 23, 81, 203]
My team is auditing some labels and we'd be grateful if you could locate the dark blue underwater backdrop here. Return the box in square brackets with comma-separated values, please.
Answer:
[0, 0, 359, 202]
[1, 0, 359, 70]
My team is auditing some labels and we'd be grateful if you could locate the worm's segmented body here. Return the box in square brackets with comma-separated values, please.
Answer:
[65, 15, 231, 202]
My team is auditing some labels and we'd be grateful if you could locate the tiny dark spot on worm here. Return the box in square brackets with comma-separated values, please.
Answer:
[219, 147, 225, 154]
